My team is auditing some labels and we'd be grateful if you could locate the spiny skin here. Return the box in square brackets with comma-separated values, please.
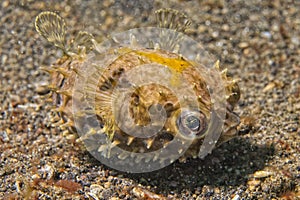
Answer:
[35, 9, 241, 162]
[86, 48, 213, 154]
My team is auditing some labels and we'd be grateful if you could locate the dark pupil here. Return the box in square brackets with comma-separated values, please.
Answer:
[185, 115, 200, 131]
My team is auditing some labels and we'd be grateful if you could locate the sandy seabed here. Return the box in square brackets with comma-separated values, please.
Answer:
[0, 0, 299, 199]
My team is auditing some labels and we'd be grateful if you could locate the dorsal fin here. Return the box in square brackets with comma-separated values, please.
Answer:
[35, 11, 67, 51]
[155, 8, 191, 33]
[154, 8, 191, 52]
[70, 31, 95, 55]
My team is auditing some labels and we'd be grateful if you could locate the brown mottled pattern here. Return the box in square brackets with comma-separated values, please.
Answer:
[47, 47, 240, 158]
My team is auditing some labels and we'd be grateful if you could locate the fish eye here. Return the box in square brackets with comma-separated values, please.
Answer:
[176, 110, 207, 139]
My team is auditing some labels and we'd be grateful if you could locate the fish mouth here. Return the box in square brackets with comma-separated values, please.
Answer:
[216, 110, 240, 146]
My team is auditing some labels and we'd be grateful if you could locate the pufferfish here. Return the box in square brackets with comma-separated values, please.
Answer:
[35, 9, 240, 172]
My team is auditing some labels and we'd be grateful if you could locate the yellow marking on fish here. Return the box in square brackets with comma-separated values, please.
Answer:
[135, 50, 190, 73]
[116, 47, 192, 86]
[136, 50, 193, 86]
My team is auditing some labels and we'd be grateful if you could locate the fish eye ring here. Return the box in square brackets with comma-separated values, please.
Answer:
[176, 110, 208, 139]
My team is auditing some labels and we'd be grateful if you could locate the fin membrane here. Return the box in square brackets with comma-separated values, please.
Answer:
[155, 8, 192, 52]
[71, 31, 95, 54]
[155, 8, 191, 33]
[35, 11, 67, 51]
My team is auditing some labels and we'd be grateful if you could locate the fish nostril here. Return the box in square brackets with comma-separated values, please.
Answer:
[131, 93, 140, 105]
[163, 102, 174, 111]
[163, 102, 174, 117]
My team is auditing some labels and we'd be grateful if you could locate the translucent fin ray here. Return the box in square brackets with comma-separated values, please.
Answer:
[71, 31, 95, 54]
[155, 8, 191, 33]
[155, 8, 192, 52]
[35, 11, 67, 51]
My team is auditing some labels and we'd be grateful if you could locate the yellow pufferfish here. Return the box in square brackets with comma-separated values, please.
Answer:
[35, 9, 240, 168]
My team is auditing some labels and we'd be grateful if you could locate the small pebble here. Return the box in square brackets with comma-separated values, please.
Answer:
[253, 170, 273, 178]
